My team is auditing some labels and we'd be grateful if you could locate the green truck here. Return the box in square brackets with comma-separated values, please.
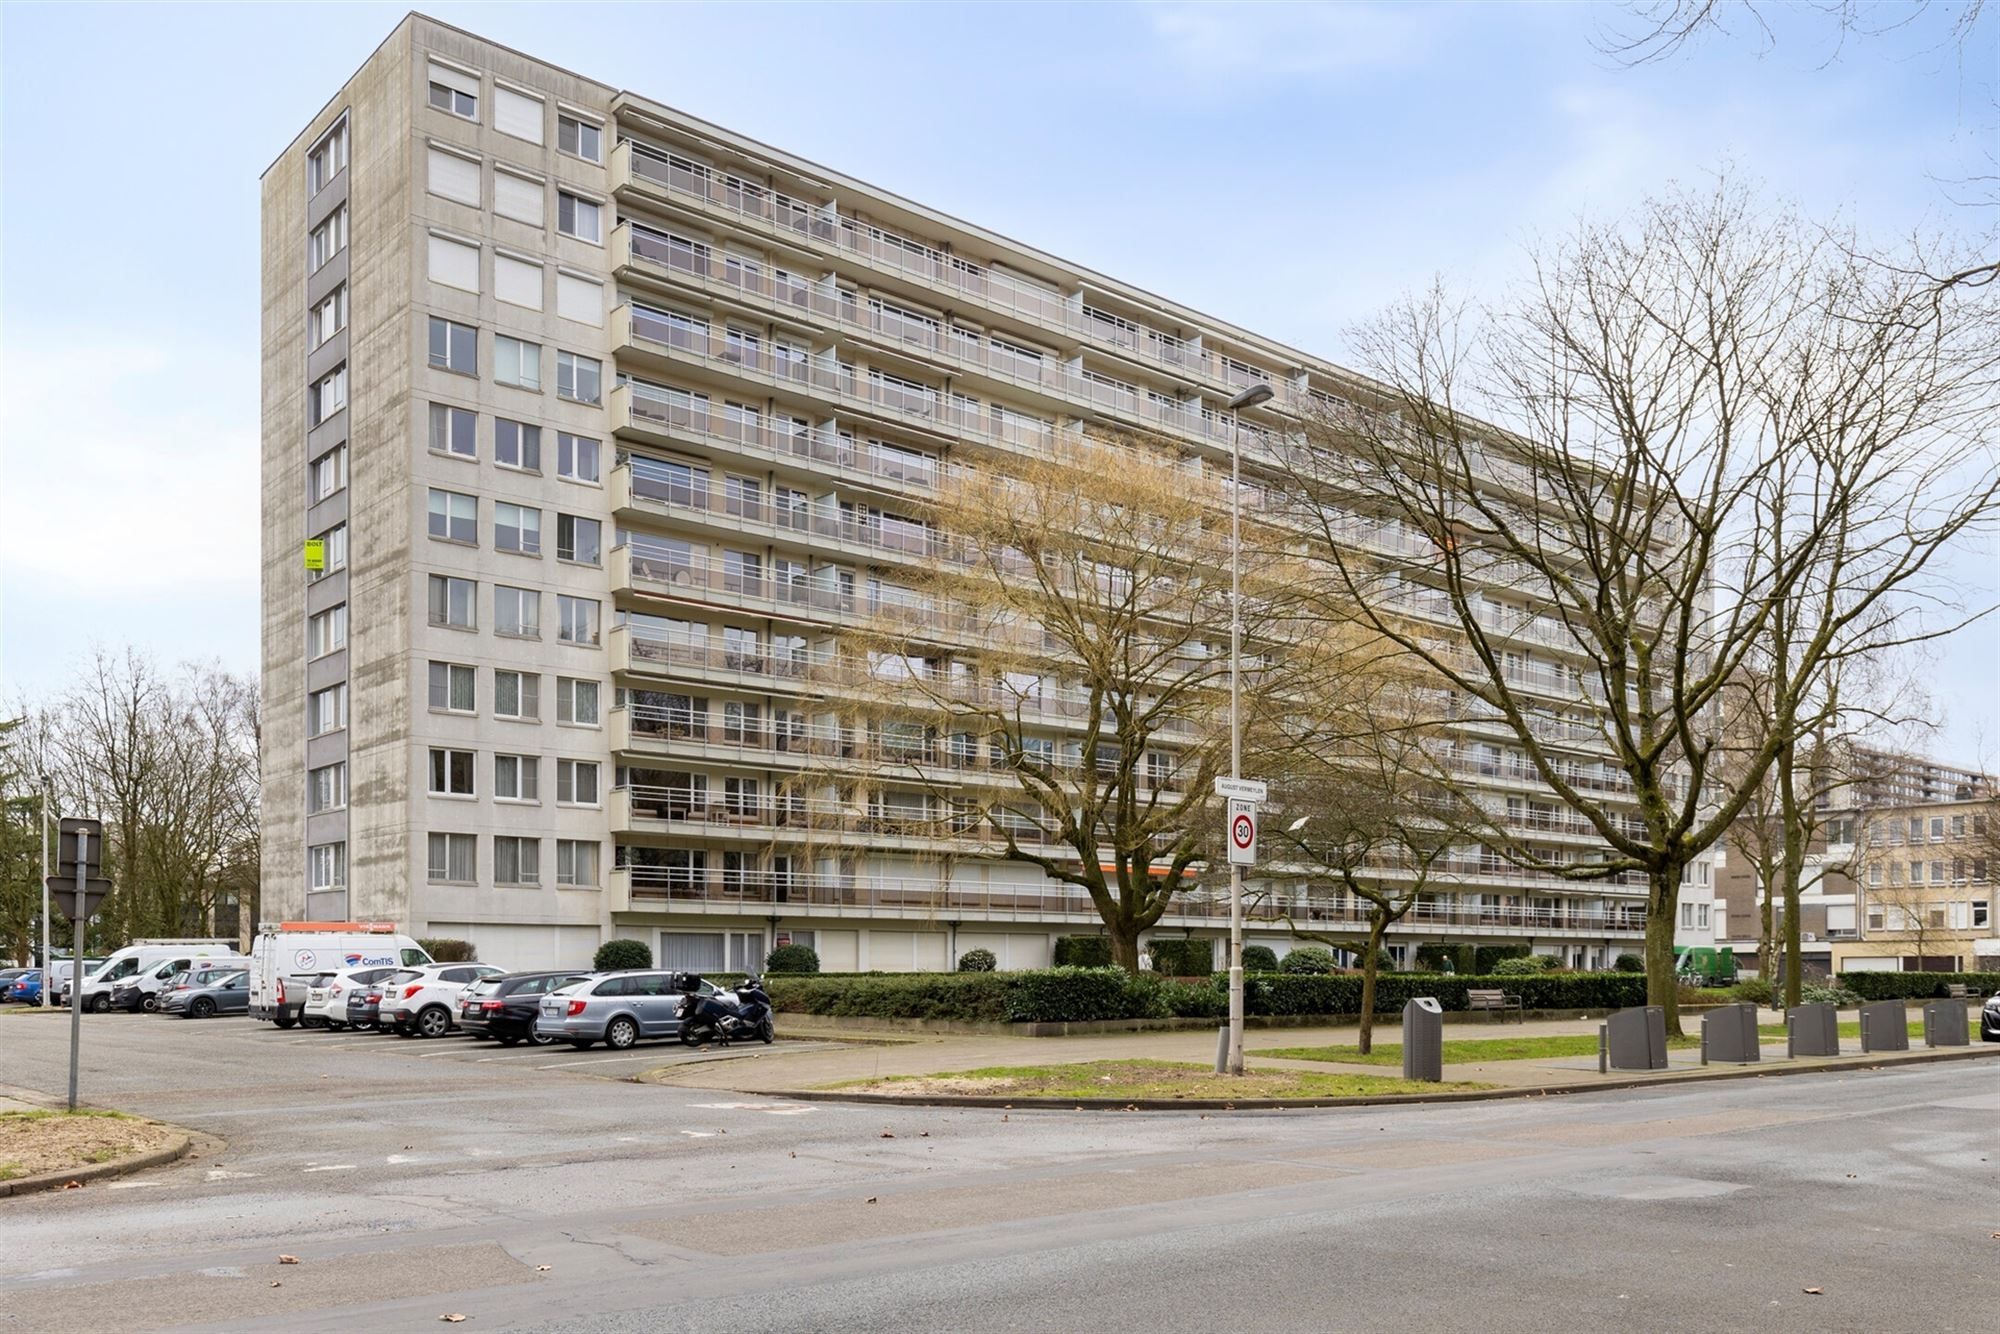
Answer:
[1674, 946, 1738, 985]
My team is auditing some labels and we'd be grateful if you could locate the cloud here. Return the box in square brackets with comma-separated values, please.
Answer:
[1143, 1, 1433, 81]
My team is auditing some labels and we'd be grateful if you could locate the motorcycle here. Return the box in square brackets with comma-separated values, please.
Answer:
[677, 974, 776, 1046]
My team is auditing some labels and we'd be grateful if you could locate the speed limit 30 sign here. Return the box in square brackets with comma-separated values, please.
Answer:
[1227, 799, 1257, 867]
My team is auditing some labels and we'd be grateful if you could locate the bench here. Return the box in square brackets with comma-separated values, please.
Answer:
[1468, 988, 1525, 1023]
[1946, 983, 1969, 1000]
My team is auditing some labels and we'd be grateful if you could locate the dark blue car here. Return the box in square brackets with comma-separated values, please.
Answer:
[6, 970, 44, 1005]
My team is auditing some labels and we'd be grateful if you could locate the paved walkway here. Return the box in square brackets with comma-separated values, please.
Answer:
[645, 1009, 1995, 1094]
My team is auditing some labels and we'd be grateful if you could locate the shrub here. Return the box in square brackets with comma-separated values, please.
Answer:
[1053, 936, 1115, 968]
[1240, 945, 1279, 973]
[1613, 953, 1645, 974]
[956, 948, 997, 973]
[1475, 944, 1531, 972]
[1373, 949, 1397, 974]
[1159, 976, 1227, 1018]
[1534, 954, 1566, 971]
[1412, 944, 1456, 972]
[1800, 981, 1863, 1006]
[593, 939, 651, 971]
[1837, 970, 2000, 1001]
[1148, 938, 1215, 976]
[765, 943, 821, 974]
[1490, 957, 1543, 977]
[768, 972, 1010, 1022]
[1728, 978, 1774, 1004]
[418, 938, 477, 963]
[1280, 946, 1338, 975]
[1007, 967, 1163, 1022]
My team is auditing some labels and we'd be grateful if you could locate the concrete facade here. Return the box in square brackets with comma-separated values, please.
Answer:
[261, 16, 1660, 973]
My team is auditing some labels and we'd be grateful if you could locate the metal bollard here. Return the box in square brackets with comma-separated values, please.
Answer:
[1215, 1024, 1228, 1074]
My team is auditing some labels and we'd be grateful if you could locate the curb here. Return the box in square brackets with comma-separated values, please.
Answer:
[0, 1130, 195, 1199]
[741, 1042, 2000, 1112]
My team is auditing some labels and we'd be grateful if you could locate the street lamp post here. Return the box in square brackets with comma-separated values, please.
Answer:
[40, 777, 53, 1007]
[1224, 382, 1273, 1076]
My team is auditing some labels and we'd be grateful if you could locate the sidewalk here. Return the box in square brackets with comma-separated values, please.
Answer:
[643, 1011, 2000, 1097]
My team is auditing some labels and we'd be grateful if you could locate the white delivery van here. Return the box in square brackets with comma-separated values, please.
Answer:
[250, 923, 432, 1027]
[117, 953, 250, 1012]
[76, 941, 241, 1012]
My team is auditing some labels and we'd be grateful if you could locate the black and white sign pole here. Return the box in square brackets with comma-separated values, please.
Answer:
[49, 817, 110, 1111]
[68, 830, 85, 1109]
[1222, 383, 1273, 1077]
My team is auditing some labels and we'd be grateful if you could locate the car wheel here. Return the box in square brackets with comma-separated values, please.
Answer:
[416, 1006, 452, 1039]
[497, 1035, 521, 1047]
[569, 1040, 595, 1051]
[141, 994, 160, 1013]
[530, 1030, 557, 1046]
[605, 1017, 639, 1050]
[88, 994, 111, 1014]
[191, 997, 216, 1019]
[273, 1012, 296, 1029]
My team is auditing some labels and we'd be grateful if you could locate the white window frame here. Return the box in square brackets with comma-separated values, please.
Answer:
[492, 668, 539, 721]
[308, 841, 347, 891]
[494, 585, 542, 639]
[493, 753, 541, 804]
[494, 834, 541, 886]
[556, 838, 599, 887]
[558, 112, 603, 163]
[495, 335, 542, 390]
[428, 747, 476, 798]
[428, 661, 476, 714]
[555, 676, 599, 726]
[429, 574, 476, 629]
[557, 432, 601, 483]
[557, 190, 602, 244]
[556, 758, 601, 806]
[427, 832, 477, 884]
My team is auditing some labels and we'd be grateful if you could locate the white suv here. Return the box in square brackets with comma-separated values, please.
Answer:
[383, 963, 504, 1038]
[303, 965, 408, 1029]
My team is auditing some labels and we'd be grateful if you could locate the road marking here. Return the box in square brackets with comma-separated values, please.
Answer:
[105, 1181, 165, 1190]
[205, 1169, 259, 1180]
[386, 1154, 421, 1164]
[679, 1131, 718, 1138]
[302, 1164, 356, 1173]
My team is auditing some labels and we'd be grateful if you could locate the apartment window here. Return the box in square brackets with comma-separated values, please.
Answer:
[1931, 817, 1947, 841]
[494, 168, 544, 225]
[427, 488, 477, 544]
[428, 317, 476, 375]
[428, 574, 475, 629]
[307, 447, 347, 504]
[556, 514, 601, 565]
[494, 85, 543, 143]
[427, 832, 476, 883]
[494, 835, 540, 886]
[1698, 904, 1710, 928]
[308, 842, 346, 892]
[307, 604, 347, 659]
[427, 63, 478, 119]
[1910, 818, 1924, 842]
[307, 524, 347, 584]
[428, 233, 479, 292]
[558, 113, 602, 162]
[557, 191, 601, 243]
[557, 432, 600, 483]
[427, 146, 482, 206]
[495, 585, 541, 639]
[306, 120, 347, 196]
[429, 403, 476, 458]
[310, 287, 347, 346]
[555, 676, 599, 726]
[495, 335, 542, 391]
[496, 253, 543, 311]
[1976, 900, 1991, 928]
[557, 595, 600, 646]
[1931, 860, 1946, 884]
[308, 366, 347, 427]
[494, 419, 540, 471]
[308, 206, 347, 271]
[429, 748, 475, 797]
[1869, 863, 1882, 886]
[1681, 903, 1694, 929]
[1977, 858, 1990, 884]
[556, 272, 603, 327]
[494, 754, 540, 803]
[494, 502, 541, 555]
[307, 683, 347, 737]
[1867, 904, 1885, 930]
[556, 759, 600, 806]
[428, 661, 476, 713]
[556, 839, 599, 887]
[557, 351, 601, 404]
[307, 762, 346, 815]
[493, 669, 539, 720]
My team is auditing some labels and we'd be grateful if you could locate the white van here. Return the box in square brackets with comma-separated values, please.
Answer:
[250, 924, 432, 1028]
[77, 941, 241, 1012]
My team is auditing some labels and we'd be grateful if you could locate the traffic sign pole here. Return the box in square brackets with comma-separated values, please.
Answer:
[68, 828, 85, 1110]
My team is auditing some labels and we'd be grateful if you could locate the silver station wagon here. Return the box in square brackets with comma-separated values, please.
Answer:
[535, 970, 720, 1050]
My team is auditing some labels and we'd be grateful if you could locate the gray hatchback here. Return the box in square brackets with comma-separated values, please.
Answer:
[535, 970, 719, 1050]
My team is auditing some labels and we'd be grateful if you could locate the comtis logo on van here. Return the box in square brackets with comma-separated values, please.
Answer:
[344, 954, 364, 967]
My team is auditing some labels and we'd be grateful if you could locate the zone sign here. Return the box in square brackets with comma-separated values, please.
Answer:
[1227, 799, 1258, 867]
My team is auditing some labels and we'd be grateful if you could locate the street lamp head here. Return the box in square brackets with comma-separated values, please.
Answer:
[1227, 383, 1275, 411]
[1287, 816, 1311, 833]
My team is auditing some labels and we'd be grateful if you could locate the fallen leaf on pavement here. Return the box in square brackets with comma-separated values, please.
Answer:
[918, 1132, 930, 1138]
[440, 1316, 468, 1324]
[1803, 1287, 1824, 1295]
[536, 1265, 551, 1273]
[62, 1181, 82, 1190]
[880, 1131, 895, 1138]
[278, 1255, 300, 1265]
[270, 1281, 282, 1288]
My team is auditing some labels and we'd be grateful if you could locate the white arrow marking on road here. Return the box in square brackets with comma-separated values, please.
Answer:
[302, 1164, 356, 1173]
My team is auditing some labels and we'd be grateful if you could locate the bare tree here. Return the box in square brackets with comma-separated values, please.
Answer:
[864, 432, 1289, 972]
[1273, 181, 2000, 1030]
[1598, 1, 1989, 67]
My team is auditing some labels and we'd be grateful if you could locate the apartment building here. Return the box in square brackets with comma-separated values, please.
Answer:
[1714, 755, 1996, 977]
[260, 15, 1658, 972]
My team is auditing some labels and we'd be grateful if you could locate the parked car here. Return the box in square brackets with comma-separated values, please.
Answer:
[383, 963, 506, 1038]
[1982, 990, 2000, 1043]
[304, 966, 408, 1029]
[344, 971, 416, 1031]
[248, 924, 432, 1028]
[76, 942, 240, 1012]
[535, 971, 721, 1050]
[7, 971, 45, 1005]
[458, 971, 592, 1045]
[159, 970, 251, 1019]
[158, 963, 256, 1011]
[0, 968, 32, 1001]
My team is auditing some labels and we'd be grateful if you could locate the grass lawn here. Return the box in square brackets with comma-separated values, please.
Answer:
[1253, 1033, 1701, 1067]
[0, 1108, 172, 1184]
[827, 1058, 1490, 1100]
[1757, 1019, 1926, 1041]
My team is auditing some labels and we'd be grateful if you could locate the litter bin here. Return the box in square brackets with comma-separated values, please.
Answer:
[1402, 997, 1443, 1082]
[1923, 999, 1969, 1048]
[1701, 1002, 1760, 1064]
[1859, 999, 1910, 1053]
[1600, 1005, 1669, 1072]
[1786, 1002, 1839, 1057]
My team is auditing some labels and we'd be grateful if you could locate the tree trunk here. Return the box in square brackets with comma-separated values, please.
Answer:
[1780, 860, 1806, 1008]
[1645, 866, 1682, 1036]
[1757, 868, 1775, 989]
[1356, 916, 1389, 1055]
[1108, 924, 1143, 974]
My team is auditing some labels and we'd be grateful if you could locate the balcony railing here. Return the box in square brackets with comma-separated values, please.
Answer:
[624, 455, 948, 562]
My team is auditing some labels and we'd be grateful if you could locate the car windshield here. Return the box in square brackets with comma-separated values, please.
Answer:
[218, 971, 248, 986]
[464, 978, 500, 997]
[549, 979, 590, 997]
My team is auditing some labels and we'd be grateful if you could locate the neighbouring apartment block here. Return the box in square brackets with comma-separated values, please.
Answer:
[261, 15, 1668, 972]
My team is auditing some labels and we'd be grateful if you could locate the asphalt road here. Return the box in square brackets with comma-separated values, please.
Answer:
[2, 1012, 1996, 1332]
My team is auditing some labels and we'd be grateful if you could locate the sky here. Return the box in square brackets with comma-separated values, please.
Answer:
[0, 1, 1994, 756]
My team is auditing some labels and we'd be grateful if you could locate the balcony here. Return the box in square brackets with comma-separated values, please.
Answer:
[611, 783, 1035, 853]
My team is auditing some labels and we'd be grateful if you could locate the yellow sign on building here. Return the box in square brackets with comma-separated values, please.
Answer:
[303, 539, 326, 571]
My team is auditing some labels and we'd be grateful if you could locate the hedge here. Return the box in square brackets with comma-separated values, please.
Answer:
[419, 938, 477, 963]
[1148, 938, 1215, 976]
[1053, 936, 1115, 967]
[1838, 971, 2000, 1001]
[765, 968, 1647, 1023]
